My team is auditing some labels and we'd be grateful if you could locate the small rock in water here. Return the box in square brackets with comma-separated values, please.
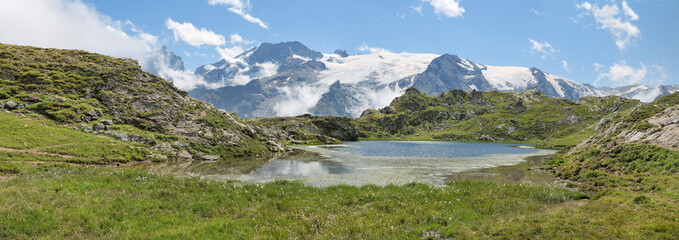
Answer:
[200, 155, 220, 161]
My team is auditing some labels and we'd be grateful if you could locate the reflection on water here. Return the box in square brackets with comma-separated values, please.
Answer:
[335, 141, 536, 158]
[255, 160, 350, 177]
[138, 141, 559, 187]
[445, 155, 559, 185]
[184, 141, 558, 187]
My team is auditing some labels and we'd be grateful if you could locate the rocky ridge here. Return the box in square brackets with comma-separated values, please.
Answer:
[356, 87, 638, 143]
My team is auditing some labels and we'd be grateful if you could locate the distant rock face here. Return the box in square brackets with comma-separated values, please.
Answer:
[248, 114, 366, 144]
[194, 41, 324, 87]
[310, 81, 360, 117]
[142, 46, 185, 75]
[333, 50, 349, 58]
[644, 106, 679, 150]
[396, 54, 603, 100]
[570, 92, 679, 156]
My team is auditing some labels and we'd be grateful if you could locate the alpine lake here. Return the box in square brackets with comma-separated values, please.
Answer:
[141, 141, 560, 187]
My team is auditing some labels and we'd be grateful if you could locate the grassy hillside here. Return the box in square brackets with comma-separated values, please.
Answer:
[0, 112, 148, 164]
[357, 88, 639, 149]
[0, 43, 283, 161]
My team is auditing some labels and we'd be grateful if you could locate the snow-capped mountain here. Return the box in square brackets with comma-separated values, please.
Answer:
[190, 41, 439, 117]
[188, 41, 676, 118]
[392, 54, 604, 100]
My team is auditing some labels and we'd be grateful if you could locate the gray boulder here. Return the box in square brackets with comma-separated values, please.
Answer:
[93, 123, 106, 131]
[4, 101, 18, 110]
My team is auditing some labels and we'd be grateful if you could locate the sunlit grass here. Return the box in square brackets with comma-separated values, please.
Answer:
[0, 163, 585, 239]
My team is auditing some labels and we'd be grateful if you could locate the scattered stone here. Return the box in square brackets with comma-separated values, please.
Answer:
[4, 101, 18, 110]
[93, 123, 106, 131]
[110, 132, 130, 142]
[177, 150, 192, 160]
[83, 127, 93, 133]
[200, 155, 220, 161]
[173, 142, 190, 148]
[149, 153, 168, 161]
[380, 106, 396, 115]
[85, 109, 97, 117]
[100, 119, 113, 125]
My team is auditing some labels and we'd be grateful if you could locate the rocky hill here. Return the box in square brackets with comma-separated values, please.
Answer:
[356, 88, 639, 146]
[552, 92, 679, 191]
[0, 43, 284, 161]
[247, 114, 366, 145]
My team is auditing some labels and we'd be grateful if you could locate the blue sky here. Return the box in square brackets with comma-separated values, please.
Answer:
[1, 0, 677, 86]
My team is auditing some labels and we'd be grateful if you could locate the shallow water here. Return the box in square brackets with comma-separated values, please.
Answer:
[150, 141, 558, 187]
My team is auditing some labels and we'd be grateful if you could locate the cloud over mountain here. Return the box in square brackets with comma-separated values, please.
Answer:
[0, 0, 153, 60]
[165, 18, 226, 47]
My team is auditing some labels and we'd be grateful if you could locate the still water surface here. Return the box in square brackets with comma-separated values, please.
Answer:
[180, 141, 559, 186]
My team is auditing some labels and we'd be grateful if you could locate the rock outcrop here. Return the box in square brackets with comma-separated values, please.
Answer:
[357, 87, 638, 142]
[248, 114, 366, 144]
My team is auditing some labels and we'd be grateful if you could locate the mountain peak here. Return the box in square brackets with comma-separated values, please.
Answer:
[405, 87, 421, 94]
[333, 49, 349, 58]
[247, 41, 323, 64]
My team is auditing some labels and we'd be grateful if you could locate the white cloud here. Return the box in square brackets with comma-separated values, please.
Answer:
[593, 62, 603, 72]
[621, 1, 639, 21]
[425, 0, 465, 18]
[156, 67, 222, 91]
[594, 61, 668, 88]
[125, 21, 158, 47]
[576, 1, 641, 50]
[209, 0, 269, 29]
[410, 5, 424, 16]
[604, 61, 647, 86]
[254, 62, 278, 79]
[216, 45, 245, 63]
[561, 60, 570, 72]
[274, 84, 328, 117]
[0, 0, 153, 59]
[531, 9, 546, 16]
[165, 18, 225, 47]
[357, 43, 390, 54]
[529, 39, 557, 59]
[229, 33, 254, 45]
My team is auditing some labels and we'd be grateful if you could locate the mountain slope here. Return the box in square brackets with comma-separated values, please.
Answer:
[0, 43, 284, 162]
[395, 54, 604, 100]
[188, 41, 675, 118]
[356, 88, 639, 146]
